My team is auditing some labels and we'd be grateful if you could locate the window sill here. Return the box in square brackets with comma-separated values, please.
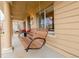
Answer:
[47, 31, 56, 38]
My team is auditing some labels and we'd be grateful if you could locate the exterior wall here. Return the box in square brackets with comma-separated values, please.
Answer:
[27, 14, 37, 29]
[31, 15, 37, 29]
[46, 1, 79, 57]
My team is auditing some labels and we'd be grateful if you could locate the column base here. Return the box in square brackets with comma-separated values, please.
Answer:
[1, 47, 13, 54]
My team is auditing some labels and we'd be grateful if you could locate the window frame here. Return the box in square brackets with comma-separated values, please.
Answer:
[37, 6, 55, 35]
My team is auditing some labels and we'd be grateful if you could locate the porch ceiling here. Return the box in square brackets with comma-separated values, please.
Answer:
[11, 1, 53, 20]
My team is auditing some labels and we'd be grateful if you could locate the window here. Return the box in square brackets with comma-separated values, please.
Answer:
[46, 11, 54, 31]
[38, 9, 54, 32]
[39, 12, 44, 28]
[27, 16, 31, 29]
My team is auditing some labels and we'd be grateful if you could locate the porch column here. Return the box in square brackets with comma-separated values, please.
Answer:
[1, 2, 13, 54]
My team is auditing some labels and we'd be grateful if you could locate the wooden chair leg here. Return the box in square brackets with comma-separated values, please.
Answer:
[25, 49, 28, 52]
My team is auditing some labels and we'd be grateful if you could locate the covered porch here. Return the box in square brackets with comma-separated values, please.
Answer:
[0, 1, 79, 58]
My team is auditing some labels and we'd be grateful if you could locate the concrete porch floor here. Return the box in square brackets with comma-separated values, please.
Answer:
[2, 33, 65, 58]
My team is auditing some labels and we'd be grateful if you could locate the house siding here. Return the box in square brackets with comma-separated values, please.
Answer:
[46, 1, 79, 57]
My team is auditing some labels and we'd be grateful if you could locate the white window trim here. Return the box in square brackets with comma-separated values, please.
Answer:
[48, 31, 56, 38]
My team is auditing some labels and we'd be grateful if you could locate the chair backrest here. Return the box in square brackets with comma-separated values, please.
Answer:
[29, 28, 48, 38]
[36, 29, 48, 38]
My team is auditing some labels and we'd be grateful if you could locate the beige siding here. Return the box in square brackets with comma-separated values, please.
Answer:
[46, 1, 79, 57]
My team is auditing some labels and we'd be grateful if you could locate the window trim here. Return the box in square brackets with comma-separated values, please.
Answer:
[38, 9, 54, 32]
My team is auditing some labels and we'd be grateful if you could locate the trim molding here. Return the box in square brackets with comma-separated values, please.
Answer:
[1, 47, 13, 54]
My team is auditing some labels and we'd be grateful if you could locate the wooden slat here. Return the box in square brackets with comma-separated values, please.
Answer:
[20, 37, 31, 48]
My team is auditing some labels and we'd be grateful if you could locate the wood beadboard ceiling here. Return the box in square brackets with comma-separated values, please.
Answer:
[11, 1, 53, 20]
[0, 2, 4, 11]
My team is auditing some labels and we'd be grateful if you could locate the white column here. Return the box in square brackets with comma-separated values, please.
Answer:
[1, 2, 13, 54]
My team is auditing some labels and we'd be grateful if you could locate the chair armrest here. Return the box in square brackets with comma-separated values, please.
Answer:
[27, 37, 46, 49]
[33, 37, 45, 40]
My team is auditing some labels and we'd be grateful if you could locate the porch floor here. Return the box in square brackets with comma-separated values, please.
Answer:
[2, 33, 65, 58]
